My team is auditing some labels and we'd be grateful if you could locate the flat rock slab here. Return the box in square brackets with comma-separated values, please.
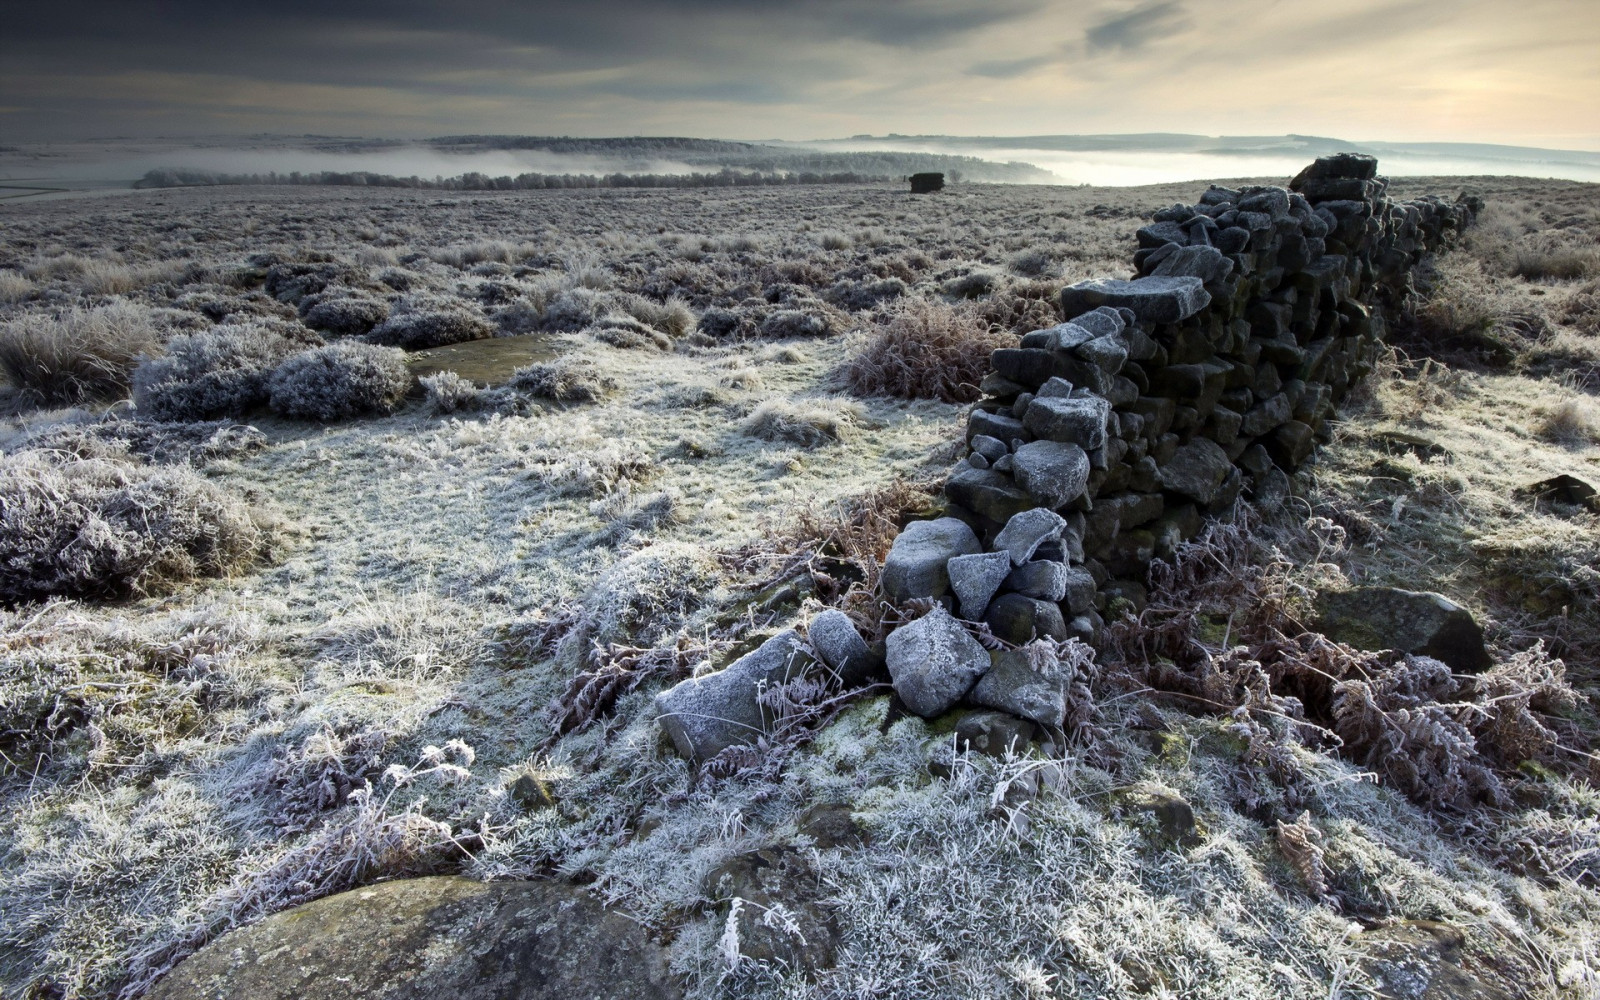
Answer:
[149, 876, 681, 1000]
[1060, 276, 1210, 325]
[1317, 587, 1492, 673]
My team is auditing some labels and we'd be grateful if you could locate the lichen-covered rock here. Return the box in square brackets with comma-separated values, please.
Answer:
[1004, 559, 1068, 601]
[952, 709, 1037, 756]
[885, 605, 990, 718]
[946, 550, 1012, 620]
[968, 648, 1068, 729]
[1316, 587, 1492, 673]
[148, 876, 681, 1000]
[881, 517, 981, 605]
[655, 630, 814, 761]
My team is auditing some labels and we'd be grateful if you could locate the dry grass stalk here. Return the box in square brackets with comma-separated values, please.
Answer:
[833, 297, 1014, 403]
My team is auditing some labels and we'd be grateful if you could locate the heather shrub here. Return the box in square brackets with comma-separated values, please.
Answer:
[505, 358, 617, 402]
[0, 303, 160, 406]
[267, 342, 411, 420]
[418, 371, 484, 415]
[368, 296, 494, 349]
[540, 287, 605, 331]
[1006, 245, 1060, 278]
[0, 448, 269, 603]
[944, 270, 998, 299]
[826, 277, 907, 312]
[590, 315, 672, 350]
[300, 291, 390, 336]
[759, 308, 831, 339]
[131, 323, 305, 421]
[834, 297, 1013, 403]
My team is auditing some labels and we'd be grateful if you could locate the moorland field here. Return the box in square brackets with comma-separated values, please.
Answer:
[1, 174, 1598, 999]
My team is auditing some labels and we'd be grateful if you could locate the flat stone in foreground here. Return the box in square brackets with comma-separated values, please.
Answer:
[150, 876, 681, 1000]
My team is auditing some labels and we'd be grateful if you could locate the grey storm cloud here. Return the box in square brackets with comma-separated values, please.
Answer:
[1083, 1, 1191, 52]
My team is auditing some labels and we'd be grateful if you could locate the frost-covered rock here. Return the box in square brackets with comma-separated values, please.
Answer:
[993, 508, 1068, 565]
[968, 648, 1067, 730]
[946, 551, 1011, 620]
[880, 517, 981, 605]
[655, 630, 814, 761]
[807, 609, 884, 686]
[884, 606, 989, 718]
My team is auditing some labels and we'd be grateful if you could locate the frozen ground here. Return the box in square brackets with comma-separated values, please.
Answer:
[0, 177, 1597, 999]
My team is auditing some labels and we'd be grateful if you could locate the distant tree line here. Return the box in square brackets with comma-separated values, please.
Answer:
[133, 167, 912, 191]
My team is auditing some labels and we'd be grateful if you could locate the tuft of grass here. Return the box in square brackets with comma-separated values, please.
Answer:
[741, 397, 862, 447]
[368, 296, 494, 349]
[0, 270, 33, 303]
[1513, 248, 1599, 282]
[0, 304, 160, 407]
[1534, 396, 1600, 445]
[833, 297, 1014, 403]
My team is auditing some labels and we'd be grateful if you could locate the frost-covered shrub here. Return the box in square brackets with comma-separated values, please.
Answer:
[0, 448, 269, 603]
[590, 315, 672, 350]
[419, 371, 485, 415]
[267, 342, 411, 420]
[1006, 245, 1060, 278]
[579, 542, 722, 645]
[131, 323, 306, 421]
[300, 291, 391, 336]
[367, 296, 494, 349]
[759, 308, 831, 339]
[0, 303, 160, 406]
[541, 287, 604, 331]
[827, 277, 908, 312]
[944, 270, 998, 299]
[697, 307, 744, 339]
[505, 358, 617, 402]
[614, 293, 695, 338]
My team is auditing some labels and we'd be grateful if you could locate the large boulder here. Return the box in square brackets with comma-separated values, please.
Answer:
[881, 517, 981, 604]
[655, 630, 814, 761]
[885, 605, 990, 717]
[1316, 587, 1492, 673]
[148, 876, 681, 1000]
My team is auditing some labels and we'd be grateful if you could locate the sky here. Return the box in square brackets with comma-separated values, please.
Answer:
[4, 0, 1598, 149]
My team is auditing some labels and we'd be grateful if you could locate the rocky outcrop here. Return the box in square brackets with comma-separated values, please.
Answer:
[149, 876, 681, 1000]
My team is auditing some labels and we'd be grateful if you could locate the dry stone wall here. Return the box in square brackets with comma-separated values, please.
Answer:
[656, 155, 1481, 761]
[938, 154, 1479, 647]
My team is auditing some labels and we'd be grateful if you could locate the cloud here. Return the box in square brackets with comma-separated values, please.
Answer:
[1083, 1, 1191, 52]
[968, 53, 1059, 78]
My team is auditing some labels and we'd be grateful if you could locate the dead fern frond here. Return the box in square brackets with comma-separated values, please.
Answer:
[545, 630, 735, 742]
[1276, 810, 1332, 901]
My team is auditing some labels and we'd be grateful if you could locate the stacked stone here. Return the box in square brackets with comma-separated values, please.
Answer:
[655, 155, 1480, 758]
[927, 154, 1477, 649]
